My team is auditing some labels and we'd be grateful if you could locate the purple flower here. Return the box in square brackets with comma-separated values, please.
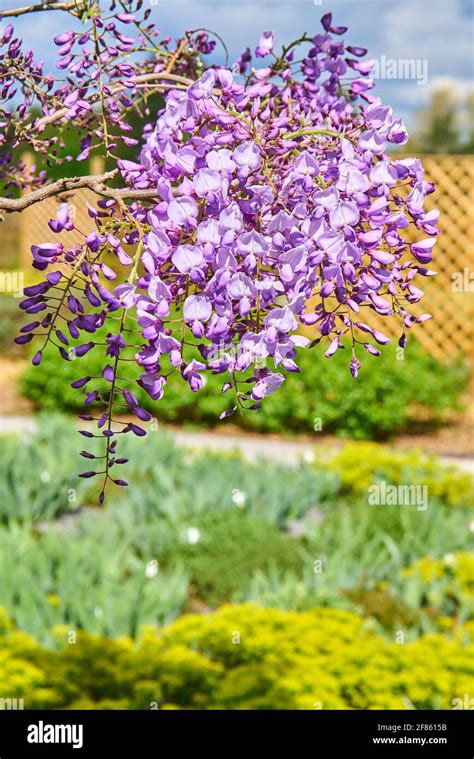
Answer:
[115, 283, 137, 309]
[172, 245, 204, 273]
[31, 243, 63, 269]
[411, 238, 437, 264]
[251, 372, 285, 400]
[255, 31, 275, 58]
[167, 197, 198, 226]
[329, 201, 360, 229]
[183, 295, 212, 323]
[16, 11, 438, 501]
[183, 359, 206, 392]
[233, 142, 262, 176]
[48, 204, 73, 233]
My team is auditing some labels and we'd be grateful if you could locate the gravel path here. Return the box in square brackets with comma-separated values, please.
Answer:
[0, 414, 472, 476]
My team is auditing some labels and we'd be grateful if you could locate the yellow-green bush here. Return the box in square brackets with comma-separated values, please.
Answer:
[403, 552, 474, 592]
[1, 604, 473, 710]
[326, 442, 473, 507]
[402, 552, 474, 619]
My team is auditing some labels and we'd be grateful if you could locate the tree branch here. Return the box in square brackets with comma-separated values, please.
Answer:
[0, 170, 160, 212]
[0, 1, 81, 19]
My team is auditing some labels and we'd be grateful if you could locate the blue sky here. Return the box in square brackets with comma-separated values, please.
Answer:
[3, 0, 473, 129]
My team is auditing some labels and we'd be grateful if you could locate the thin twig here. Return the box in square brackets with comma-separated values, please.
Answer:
[34, 72, 193, 131]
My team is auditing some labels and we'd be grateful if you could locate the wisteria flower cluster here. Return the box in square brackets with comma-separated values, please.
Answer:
[4, 4, 438, 500]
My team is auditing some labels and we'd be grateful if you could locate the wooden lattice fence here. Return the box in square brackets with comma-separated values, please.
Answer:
[363, 154, 473, 360]
[1, 154, 472, 361]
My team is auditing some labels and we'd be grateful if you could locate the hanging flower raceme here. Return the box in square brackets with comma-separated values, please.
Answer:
[14, 12, 439, 500]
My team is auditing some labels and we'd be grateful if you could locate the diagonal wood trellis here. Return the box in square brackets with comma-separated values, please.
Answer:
[363, 154, 474, 360]
[1, 154, 473, 361]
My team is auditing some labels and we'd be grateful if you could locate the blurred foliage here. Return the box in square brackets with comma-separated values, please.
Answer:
[326, 442, 473, 507]
[158, 509, 304, 606]
[0, 604, 473, 710]
[0, 414, 338, 525]
[0, 295, 28, 357]
[408, 86, 474, 154]
[402, 552, 474, 621]
[21, 333, 469, 440]
[0, 520, 189, 645]
[0, 417, 471, 643]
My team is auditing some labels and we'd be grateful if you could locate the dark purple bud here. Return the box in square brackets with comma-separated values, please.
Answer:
[71, 376, 91, 389]
[20, 321, 40, 333]
[23, 282, 49, 296]
[123, 388, 138, 406]
[79, 430, 94, 438]
[399, 333, 407, 349]
[80, 451, 96, 459]
[85, 285, 101, 307]
[68, 321, 80, 339]
[134, 407, 152, 421]
[127, 423, 146, 437]
[19, 296, 43, 310]
[219, 407, 236, 420]
[59, 347, 70, 361]
[56, 330, 69, 346]
[79, 471, 98, 478]
[75, 342, 94, 357]
[32, 351, 43, 366]
[46, 271, 62, 286]
[25, 303, 47, 315]
[113, 479, 128, 487]
[67, 295, 79, 313]
[14, 334, 33, 344]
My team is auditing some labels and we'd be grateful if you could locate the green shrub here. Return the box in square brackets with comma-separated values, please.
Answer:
[1, 605, 473, 710]
[345, 586, 418, 631]
[158, 509, 305, 606]
[401, 552, 474, 622]
[21, 336, 468, 440]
